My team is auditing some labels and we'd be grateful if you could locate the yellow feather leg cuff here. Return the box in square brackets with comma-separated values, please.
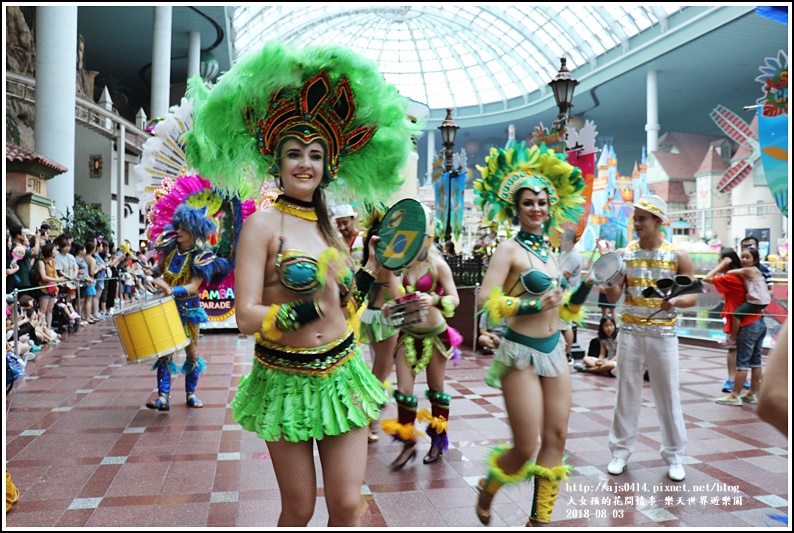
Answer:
[381, 420, 423, 442]
[535, 461, 574, 482]
[485, 444, 544, 484]
[417, 408, 448, 433]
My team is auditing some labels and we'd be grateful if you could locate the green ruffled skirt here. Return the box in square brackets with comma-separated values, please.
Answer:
[359, 307, 398, 344]
[232, 328, 388, 442]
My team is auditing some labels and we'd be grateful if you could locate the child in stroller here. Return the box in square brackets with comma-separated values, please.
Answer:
[50, 292, 81, 333]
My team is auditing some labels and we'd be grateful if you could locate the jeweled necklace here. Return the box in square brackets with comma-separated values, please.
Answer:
[273, 194, 318, 221]
[516, 230, 550, 262]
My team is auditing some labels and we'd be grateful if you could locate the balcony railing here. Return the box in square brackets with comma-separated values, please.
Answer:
[6, 71, 149, 154]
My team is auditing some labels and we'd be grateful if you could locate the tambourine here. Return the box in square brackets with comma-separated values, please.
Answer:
[375, 198, 433, 272]
[586, 252, 626, 288]
[382, 293, 427, 328]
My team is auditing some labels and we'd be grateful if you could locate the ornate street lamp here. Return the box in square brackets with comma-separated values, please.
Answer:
[548, 57, 579, 122]
[438, 108, 460, 243]
[549, 58, 584, 360]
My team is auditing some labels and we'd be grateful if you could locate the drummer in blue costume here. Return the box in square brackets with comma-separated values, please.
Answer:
[182, 41, 420, 526]
[146, 203, 230, 411]
[472, 141, 591, 525]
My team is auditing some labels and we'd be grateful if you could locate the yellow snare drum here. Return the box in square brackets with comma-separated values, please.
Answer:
[114, 296, 190, 364]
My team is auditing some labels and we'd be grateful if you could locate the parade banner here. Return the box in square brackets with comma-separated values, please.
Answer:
[449, 170, 467, 240]
[564, 149, 596, 241]
[434, 170, 449, 238]
[755, 50, 788, 216]
[757, 110, 788, 216]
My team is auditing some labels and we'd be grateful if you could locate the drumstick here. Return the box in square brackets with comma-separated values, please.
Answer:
[585, 239, 603, 283]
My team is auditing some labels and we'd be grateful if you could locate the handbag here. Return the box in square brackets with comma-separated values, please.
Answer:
[46, 282, 58, 295]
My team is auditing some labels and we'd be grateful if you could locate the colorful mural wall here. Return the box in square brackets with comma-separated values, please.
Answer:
[578, 140, 652, 257]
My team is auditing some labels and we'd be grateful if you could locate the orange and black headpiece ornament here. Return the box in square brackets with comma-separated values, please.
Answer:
[245, 72, 376, 186]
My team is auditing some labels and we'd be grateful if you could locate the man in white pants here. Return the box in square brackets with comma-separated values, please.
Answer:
[599, 195, 697, 482]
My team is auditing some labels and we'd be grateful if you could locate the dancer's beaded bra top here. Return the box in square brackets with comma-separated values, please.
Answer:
[472, 139, 590, 526]
[180, 39, 421, 449]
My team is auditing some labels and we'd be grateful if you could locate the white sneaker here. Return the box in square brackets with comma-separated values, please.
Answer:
[667, 463, 686, 482]
[607, 457, 627, 475]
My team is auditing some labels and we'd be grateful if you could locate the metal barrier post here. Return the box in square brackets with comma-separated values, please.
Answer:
[12, 289, 20, 358]
[472, 284, 480, 352]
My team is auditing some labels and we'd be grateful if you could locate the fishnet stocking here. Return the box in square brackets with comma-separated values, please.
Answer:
[266, 439, 317, 526]
[317, 426, 368, 526]
[266, 427, 369, 527]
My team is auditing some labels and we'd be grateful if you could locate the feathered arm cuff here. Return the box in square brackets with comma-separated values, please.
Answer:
[439, 295, 456, 318]
[351, 267, 376, 310]
[192, 250, 231, 285]
[256, 300, 324, 341]
[483, 286, 542, 324]
[316, 247, 345, 288]
[559, 282, 591, 325]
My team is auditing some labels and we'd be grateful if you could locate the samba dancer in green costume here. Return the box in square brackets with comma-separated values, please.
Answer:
[473, 141, 590, 525]
[183, 41, 421, 527]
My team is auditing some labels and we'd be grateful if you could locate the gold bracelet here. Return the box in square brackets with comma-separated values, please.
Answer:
[359, 267, 375, 279]
[314, 300, 324, 320]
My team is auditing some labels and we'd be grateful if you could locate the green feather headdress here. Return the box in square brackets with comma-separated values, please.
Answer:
[183, 40, 423, 206]
[473, 141, 586, 232]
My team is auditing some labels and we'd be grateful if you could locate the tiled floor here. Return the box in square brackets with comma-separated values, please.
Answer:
[4, 318, 789, 528]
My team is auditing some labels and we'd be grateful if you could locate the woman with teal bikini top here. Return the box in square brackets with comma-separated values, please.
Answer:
[473, 141, 588, 526]
[507, 250, 566, 298]
[183, 39, 419, 527]
[275, 239, 354, 300]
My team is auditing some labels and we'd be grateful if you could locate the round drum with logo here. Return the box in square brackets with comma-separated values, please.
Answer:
[375, 198, 433, 272]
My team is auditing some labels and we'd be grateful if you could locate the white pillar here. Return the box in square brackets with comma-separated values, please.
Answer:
[117, 123, 126, 244]
[136, 108, 148, 131]
[187, 31, 201, 80]
[34, 6, 77, 219]
[150, 6, 173, 118]
[645, 70, 660, 154]
[98, 86, 114, 130]
[426, 129, 436, 185]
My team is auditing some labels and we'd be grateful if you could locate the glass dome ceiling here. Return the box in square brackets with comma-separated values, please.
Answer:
[231, 6, 681, 112]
